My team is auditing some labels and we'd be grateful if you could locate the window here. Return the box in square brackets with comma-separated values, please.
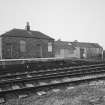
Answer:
[96, 48, 99, 53]
[48, 42, 52, 52]
[20, 40, 26, 52]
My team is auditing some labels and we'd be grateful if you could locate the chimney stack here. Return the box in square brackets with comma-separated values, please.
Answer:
[25, 22, 30, 31]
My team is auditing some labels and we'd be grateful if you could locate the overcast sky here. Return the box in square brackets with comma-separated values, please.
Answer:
[0, 0, 105, 48]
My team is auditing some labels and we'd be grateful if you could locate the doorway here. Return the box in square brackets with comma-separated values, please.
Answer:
[5, 43, 13, 59]
[80, 48, 85, 59]
[36, 44, 42, 58]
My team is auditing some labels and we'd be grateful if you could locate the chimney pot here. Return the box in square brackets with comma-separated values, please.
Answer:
[25, 22, 30, 31]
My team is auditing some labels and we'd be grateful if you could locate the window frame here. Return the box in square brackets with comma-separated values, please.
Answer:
[20, 40, 26, 52]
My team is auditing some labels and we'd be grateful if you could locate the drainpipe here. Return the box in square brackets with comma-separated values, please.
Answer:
[102, 48, 103, 61]
[0, 37, 2, 59]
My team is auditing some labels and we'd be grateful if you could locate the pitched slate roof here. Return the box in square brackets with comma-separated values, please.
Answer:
[71, 42, 102, 48]
[54, 40, 75, 50]
[1, 29, 54, 40]
[55, 40, 102, 50]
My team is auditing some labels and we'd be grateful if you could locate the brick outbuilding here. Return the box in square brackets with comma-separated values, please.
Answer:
[0, 23, 54, 59]
[54, 40, 103, 60]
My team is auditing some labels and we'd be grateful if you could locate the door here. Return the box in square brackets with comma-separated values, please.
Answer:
[80, 48, 85, 59]
[60, 49, 65, 57]
[36, 44, 42, 58]
[5, 43, 13, 59]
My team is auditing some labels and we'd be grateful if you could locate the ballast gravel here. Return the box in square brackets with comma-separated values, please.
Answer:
[2, 83, 105, 105]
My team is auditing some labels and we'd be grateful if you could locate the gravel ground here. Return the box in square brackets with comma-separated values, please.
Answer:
[2, 83, 105, 105]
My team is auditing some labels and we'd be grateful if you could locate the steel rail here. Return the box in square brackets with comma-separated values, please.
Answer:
[0, 63, 104, 79]
[0, 65, 105, 85]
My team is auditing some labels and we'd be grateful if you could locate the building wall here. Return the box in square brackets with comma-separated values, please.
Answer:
[2, 36, 54, 59]
[78, 47, 103, 59]
[55, 48, 80, 58]
[86, 47, 103, 59]
[60, 49, 75, 58]
[0, 37, 2, 59]
[73, 47, 80, 58]
[54, 46, 103, 59]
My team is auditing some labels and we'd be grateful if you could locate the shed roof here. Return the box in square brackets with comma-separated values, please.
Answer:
[54, 41, 75, 50]
[55, 40, 102, 50]
[1, 29, 54, 40]
[71, 42, 102, 48]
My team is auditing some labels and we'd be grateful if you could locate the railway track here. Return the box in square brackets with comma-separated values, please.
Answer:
[0, 66, 104, 91]
[0, 59, 104, 103]
[0, 58, 101, 75]
[0, 63, 105, 84]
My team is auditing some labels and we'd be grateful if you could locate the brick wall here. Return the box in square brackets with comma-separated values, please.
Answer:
[2, 36, 54, 59]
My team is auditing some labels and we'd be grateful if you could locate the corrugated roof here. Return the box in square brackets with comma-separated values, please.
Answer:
[1, 29, 54, 40]
[54, 41, 75, 50]
[71, 42, 102, 48]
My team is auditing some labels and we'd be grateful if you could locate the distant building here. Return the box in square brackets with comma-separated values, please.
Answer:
[54, 40, 103, 60]
[54, 40, 76, 58]
[0, 23, 54, 59]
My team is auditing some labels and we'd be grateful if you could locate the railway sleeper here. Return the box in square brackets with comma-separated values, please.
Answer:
[0, 69, 105, 86]
[0, 61, 104, 76]
[0, 63, 104, 81]
[0, 74, 105, 103]
[0, 73, 104, 94]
